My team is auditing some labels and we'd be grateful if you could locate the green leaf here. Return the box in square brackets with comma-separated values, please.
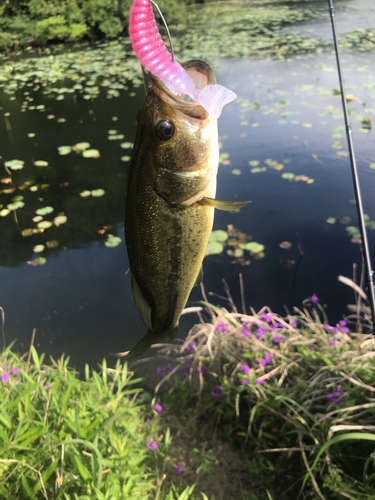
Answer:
[303, 433, 375, 489]
[73, 454, 92, 481]
[34, 459, 60, 493]
[22, 475, 34, 498]
[31, 346, 40, 368]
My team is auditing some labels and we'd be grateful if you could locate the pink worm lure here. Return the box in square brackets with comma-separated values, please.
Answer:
[129, 0, 237, 118]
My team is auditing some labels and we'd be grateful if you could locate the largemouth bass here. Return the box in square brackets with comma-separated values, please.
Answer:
[124, 60, 248, 359]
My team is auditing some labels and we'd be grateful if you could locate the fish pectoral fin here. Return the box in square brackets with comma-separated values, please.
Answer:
[130, 273, 152, 331]
[121, 326, 178, 360]
[194, 266, 203, 287]
[198, 197, 251, 211]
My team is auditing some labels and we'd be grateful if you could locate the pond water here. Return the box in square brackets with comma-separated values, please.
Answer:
[0, 0, 374, 372]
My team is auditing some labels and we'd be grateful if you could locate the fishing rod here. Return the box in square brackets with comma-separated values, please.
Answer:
[327, 0, 375, 332]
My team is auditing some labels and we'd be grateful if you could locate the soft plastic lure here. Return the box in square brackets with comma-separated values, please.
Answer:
[129, 0, 236, 118]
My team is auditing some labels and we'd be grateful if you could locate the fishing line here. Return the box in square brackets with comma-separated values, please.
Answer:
[149, 0, 175, 63]
[203, 0, 220, 61]
[327, 0, 375, 331]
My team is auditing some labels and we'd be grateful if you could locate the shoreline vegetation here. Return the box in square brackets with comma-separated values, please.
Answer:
[1, 0, 375, 57]
[1, 281, 375, 499]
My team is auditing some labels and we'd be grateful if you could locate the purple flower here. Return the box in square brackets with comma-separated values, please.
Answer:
[210, 391, 216, 397]
[311, 294, 319, 304]
[329, 340, 337, 346]
[273, 335, 284, 343]
[155, 404, 162, 412]
[241, 328, 251, 337]
[324, 324, 331, 330]
[147, 436, 153, 441]
[11, 368, 20, 375]
[242, 379, 248, 384]
[240, 365, 250, 375]
[342, 327, 349, 334]
[290, 318, 297, 325]
[332, 327, 339, 333]
[185, 341, 196, 354]
[156, 367, 162, 374]
[256, 378, 264, 384]
[265, 352, 272, 364]
[260, 358, 266, 367]
[69, 380, 72, 384]
[264, 314, 272, 322]
[213, 385, 221, 391]
[339, 320, 347, 326]
[45, 383, 50, 388]
[331, 397, 339, 404]
[337, 387, 343, 393]
[176, 465, 183, 475]
[152, 441, 158, 449]
[1, 365, 8, 370]
[44, 368, 50, 372]
[1, 372, 9, 382]
[146, 443, 152, 449]
[215, 321, 228, 332]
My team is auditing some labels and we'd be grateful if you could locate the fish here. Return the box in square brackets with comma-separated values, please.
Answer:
[123, 60, 249, 359]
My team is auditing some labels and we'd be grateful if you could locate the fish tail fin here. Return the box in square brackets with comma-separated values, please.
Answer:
[121, 326, 178, 360]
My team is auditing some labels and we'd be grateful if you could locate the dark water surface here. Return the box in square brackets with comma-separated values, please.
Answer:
[1, 0, 375, 372]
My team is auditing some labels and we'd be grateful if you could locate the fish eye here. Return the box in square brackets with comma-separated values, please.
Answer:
[155, 119, 175, 141]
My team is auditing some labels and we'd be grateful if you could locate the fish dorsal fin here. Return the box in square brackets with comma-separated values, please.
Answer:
[194, 266, 203, 287]
[130, 273, 152, 331]
[198, 197, 251, 211]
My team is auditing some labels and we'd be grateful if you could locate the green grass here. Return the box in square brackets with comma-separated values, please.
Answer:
[1, 294, 375, 499]
[0, 345, 198, 499]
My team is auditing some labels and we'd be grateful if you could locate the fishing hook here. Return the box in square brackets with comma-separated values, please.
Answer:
[327, 0, 375, 332]
[149, 0, 175, 63]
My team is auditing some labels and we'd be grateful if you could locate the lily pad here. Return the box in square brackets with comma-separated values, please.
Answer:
[7, 201, 25, 210]
[91, 189, 105, 197]
[205, 241, 224, 256]
[28, 257, 46, 266]
[5, 160, 24, 170]
[0, 209, 10, 217]
[33, 244, 45, 253]
[80, 190, 91, 197]
[37, 221, 53, 229]
[36, 206, 53, 216]
[54, 215, 67, 226]
[121, 156, 131, 162]
[209, 230, 228, 242]
[249, 160, 260, 167]
[58, 146, 72, 156]
[232, 169, 242, 175]
[105, 235, 122, 248]
[245, 242, 264, 253]
[326, 217, 337, 224]
[74, 142, 90, 151]
[279, 241, 292, 249]
[120, 142, 133, 149]
[82, 149, 100, 158]
[34, 160, 49, 167]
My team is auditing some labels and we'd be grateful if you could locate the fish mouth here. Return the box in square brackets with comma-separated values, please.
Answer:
[146, 60, 217, 119]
